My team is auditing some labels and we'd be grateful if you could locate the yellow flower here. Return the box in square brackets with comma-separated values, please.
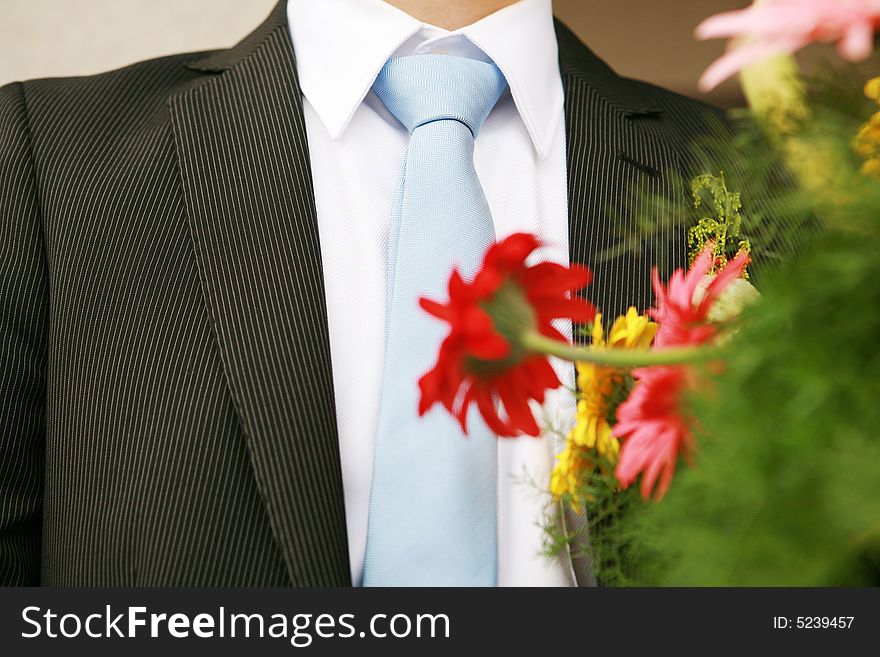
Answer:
[551, 308, 658, 508]
[550, 441, 594, 513]
[854, 77, 880, 178]
[865, 77, 880, 102]
[604, 306, 659, 351]
[569, 309, 658, 456]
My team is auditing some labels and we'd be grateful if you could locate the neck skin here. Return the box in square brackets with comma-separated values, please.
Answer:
[383, 0, 521, 30]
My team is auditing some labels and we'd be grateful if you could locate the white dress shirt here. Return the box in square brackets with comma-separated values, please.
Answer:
[287, 0, 577, 586]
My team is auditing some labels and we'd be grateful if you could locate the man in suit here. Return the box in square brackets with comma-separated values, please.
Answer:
[0, 0, 725, 586]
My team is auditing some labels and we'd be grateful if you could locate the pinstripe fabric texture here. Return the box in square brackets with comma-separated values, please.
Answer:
[0, 1, 764, 586]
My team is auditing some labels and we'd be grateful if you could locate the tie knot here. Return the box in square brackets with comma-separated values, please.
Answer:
[372, 54, 508, 137]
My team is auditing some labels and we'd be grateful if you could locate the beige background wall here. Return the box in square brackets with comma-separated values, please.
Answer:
[0, 0, 748, 106]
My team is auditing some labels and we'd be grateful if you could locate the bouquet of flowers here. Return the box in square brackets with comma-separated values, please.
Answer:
[418, 0, 880, 586]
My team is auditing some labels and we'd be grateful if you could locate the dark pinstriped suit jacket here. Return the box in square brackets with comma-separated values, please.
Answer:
[0, 1, 727, 586]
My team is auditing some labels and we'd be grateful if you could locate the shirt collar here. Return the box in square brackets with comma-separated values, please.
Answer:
[287, 0, 563, 159]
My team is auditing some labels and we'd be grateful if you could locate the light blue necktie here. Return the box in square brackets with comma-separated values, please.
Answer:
[362, 55, 509, 587]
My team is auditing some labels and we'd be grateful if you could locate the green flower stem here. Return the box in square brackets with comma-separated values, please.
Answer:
[520, 331, 715, 367]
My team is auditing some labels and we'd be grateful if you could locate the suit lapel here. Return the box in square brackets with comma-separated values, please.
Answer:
[556, 20, 686, 331]
[168, 2, 350, 586]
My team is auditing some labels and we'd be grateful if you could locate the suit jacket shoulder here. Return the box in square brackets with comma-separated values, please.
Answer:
[11, 51, 214, 164]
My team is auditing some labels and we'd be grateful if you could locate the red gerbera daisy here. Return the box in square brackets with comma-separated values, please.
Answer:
[418, 233, 596, 437]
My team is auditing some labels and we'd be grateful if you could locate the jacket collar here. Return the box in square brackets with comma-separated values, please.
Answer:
[186, 0, 289, 73]
[554, 18, 663, 118]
